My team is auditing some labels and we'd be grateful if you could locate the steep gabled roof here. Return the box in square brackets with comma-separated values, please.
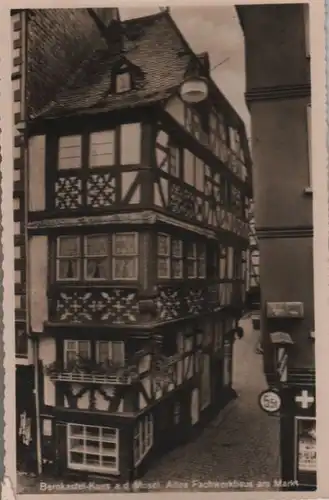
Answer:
[27, 8, 118, 117]
[34, 11, 197, 120]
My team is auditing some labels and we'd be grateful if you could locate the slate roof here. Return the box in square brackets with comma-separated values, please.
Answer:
[34, 11, 198, 120]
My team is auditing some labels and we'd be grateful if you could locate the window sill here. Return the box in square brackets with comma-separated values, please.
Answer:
[303, 187, 313, 196]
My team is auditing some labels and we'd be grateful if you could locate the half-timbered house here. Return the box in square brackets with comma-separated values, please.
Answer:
[26, 9, 252, 481]
[12, 6, 120, 470]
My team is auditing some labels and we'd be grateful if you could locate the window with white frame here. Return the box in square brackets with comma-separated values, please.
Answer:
[209, 112, 228, 164]
[96, 340, 125, 367]
[89, 130, 115, 167]
[168, 144, 180, 178]
[187, 242, 206, 278]
[67, 424, 119, 474]
[187, 242, 197, 278]
[112, 233, 138, 280]
[306, 103, 312, 187]
[56, 233, 138, 281]
[157, 233, 183, 279]
[116, 72, 131, 93]
[171, 238, 183, 278]
[157, 233, 170, 278]
[133, 414, 154, 466]
[197, 244, 206, 278]
[58, 135, 82, 170]
[84, 234, 109, 280]
[57, 236, 81, 281]
[214, 322, 223, 351]
[219, 246, 227, 280]
[185, 106, 201, 140]
[64, 340, 91, 366]
[227, 246, 234, 280]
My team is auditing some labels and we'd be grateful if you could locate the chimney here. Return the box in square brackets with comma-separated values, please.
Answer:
[87, 8, 124, 55]
[92, 8, 120, 25]
[197, 52, 210, 77]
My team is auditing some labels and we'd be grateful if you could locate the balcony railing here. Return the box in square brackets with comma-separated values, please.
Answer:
[49, 370, 138, 385]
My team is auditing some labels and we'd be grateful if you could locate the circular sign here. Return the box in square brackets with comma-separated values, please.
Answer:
[258, 389, 281, 414]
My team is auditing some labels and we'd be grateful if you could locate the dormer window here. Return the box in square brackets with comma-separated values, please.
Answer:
[115, 72, 132, 93]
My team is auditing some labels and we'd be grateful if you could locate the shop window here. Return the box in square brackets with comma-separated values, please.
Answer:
[133, 414, 154, 466]
[67, 424, 119, 474]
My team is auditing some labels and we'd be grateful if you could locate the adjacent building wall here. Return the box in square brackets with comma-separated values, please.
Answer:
[237, 4, 314, 376]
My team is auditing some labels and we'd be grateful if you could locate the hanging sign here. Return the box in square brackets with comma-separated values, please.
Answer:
[266, 301, 304, 319]
[258, 389, 281, 414]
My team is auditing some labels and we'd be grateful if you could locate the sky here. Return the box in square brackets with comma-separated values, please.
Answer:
[120, 6, 250, 136]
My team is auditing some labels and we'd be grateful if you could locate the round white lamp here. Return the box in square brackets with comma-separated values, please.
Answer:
[179, 76, 209, 104]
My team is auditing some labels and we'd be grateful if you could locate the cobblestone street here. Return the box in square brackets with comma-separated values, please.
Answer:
[142, 317, 280, 491]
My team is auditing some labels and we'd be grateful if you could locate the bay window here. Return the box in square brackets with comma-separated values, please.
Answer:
[84, 235, 109, 280]
[133, 414, 154, 466]
[187, 242, 206, 278]
[67, 424, 119, 474]
[55, 232, 139, 282]
[112, 233, 138, 280]
[219, 246, 228, 280]
[157, 233, 183, 279]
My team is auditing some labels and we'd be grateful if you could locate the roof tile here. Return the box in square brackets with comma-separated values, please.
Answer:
[36, 12, 192, 120]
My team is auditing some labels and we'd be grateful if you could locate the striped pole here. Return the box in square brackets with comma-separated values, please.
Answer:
[277, 347, 288, 382]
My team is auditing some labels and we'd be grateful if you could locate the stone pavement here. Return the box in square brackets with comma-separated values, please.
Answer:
[142, 317, 281, 491]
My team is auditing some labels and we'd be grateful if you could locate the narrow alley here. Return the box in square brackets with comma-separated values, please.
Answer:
[141, 317, 280, 491]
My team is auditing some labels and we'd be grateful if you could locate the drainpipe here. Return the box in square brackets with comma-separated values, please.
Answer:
[19, 10, 42, 475]
[32, 339, 42, 475]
